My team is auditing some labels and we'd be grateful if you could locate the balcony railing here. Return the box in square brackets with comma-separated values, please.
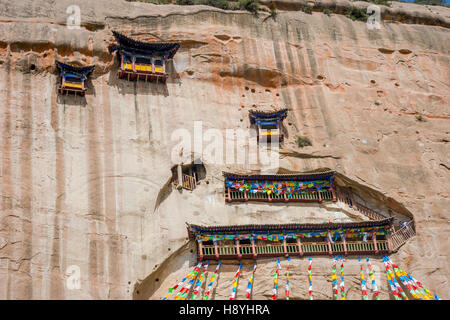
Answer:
[390, 221, 416, 251]
[173, 174, 196, 191]
[199, 239, 390, 260]
[226, 188, 335, 203]
[336, 191, 388, 221]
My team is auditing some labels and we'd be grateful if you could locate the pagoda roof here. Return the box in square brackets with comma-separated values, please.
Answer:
[56, 61, 95, 78]
[223, 170, 335, 182]
[109, 31, 180, 59]
[187, 218, 393, 238]
[249, 108, 288, 123]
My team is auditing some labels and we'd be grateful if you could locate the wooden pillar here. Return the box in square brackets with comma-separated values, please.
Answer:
[331, 187, 337, 202]
[283, 193, 288, 202]
[387, 234, 393, 253]
[244, 190, 248, 202]
[327, 232, 333, 255]
[297, 237, 303, 257]
[198, 241, 204, 261]
[283, 238, 288, 257]
[214, 240, 219, 260]
[236, 240, 242, 260]
[342, 235, 348, 256]
[227, 187, 231, 202]
[177, 164, 183, 188]
[268, 192, 272, 202]
[252, 239, 257, 259]
[373, 233, 378, 254]
[318, 191, 322, 203]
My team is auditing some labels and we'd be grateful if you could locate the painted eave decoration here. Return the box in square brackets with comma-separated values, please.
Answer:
[109, 31, 181, 59]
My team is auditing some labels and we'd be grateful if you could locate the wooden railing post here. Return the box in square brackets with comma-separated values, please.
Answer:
[252, 239, 257, 259]
[327, 232, 333, 255]
[331, 187, 337, 202]
[198, 240, 204, 261]
[236, 240, 242, 260]
[373, 233, 378, 254]
[342, 235, 348, 256]
[318, 191, 322, 203]
[268, 192, 272, 202]
[283, 239, 288, 257]
[297, 237, 303, 257]
[227, 188, 231, 203]
[214, 240, 219, 260]
[244, 190, 248, 202]
[283, 193, 288, 202]
[387, 234, 393, 253]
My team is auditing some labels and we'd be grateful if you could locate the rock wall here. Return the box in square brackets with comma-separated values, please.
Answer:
[0, 0, 448, 299]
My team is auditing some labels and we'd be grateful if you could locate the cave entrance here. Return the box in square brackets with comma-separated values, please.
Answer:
[171, 161, 206, 191]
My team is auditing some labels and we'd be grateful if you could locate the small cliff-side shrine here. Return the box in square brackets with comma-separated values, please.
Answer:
[224, 170, 336, 203]
[56, 61, 95, 96]
[249, 109, 288, 143]
[109, 31, 180, 83]
[187, 219, 392, 262]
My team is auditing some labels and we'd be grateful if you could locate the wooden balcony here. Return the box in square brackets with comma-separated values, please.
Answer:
[118, 67, 167, 83]
[57, 84, 86, 96]
[173, 173, 196, 191]
[226, 189, 335, 203]
[198, 239, 390, 261]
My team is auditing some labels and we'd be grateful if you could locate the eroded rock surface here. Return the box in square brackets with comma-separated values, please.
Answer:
[0, 0, 448, 299]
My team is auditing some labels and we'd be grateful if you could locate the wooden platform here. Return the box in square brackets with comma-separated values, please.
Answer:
[57, 85, 86, 96]
[118, 69, 167, 83]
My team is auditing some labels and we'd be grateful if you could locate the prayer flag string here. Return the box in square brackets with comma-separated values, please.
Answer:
[285, 257, 290, 300]
[409, 274, 439, 300]
[163, 262, 202, 300]
[203, 261, 221, 300]
[175, 262, 203, 300]
[382, 257, 408, 300]
[338, 256, 345, 300]
[191, 261, 209, 300]
[386, 257, 439, 300]
[331, 257, 339, 300]
[382, 257, 402, 300]
[358, 257, 368, 300]
[245, 261, 257, 300]
[387, 258, 419, 299]
[307, 257, 313, 300]
[229, 263, 243, 300]
[366, 257, 380, 300]
[272, 259, 281, 300]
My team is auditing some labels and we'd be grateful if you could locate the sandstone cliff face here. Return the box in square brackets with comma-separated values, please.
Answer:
[0, 0, 448, 299]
